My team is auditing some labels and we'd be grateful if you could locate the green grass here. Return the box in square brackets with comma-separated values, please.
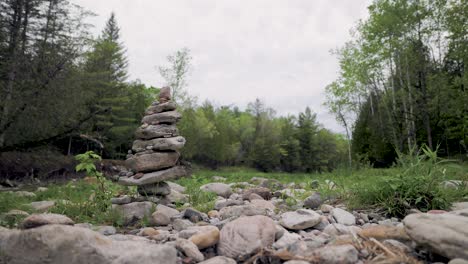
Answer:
[1, 153, 467, 227]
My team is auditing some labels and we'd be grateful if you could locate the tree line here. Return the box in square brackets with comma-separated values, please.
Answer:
[326, 0, 467, 166]
[0, 0, 348, 173]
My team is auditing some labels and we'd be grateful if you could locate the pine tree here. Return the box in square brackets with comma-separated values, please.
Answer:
[297, 107, 319, 172]
[84, 12, 133, 158]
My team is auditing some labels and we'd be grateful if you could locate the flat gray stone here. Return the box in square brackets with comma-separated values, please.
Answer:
[135, 124, 178, 140]
[280, 209, 321, 230]
[142, 110, 182, 125]
[21, 214, 74, 229]
[118, 166, 190, 186]
[132, 136, 186, 152]
[125, 152, 179, 173]
[219, 204, 267, 220]
[145, 101, 177, 115]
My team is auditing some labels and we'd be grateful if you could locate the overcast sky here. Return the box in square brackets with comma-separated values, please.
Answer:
[73, 0, 371, 133]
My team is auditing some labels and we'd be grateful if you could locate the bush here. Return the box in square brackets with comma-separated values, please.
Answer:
[350, 146, 467, 217]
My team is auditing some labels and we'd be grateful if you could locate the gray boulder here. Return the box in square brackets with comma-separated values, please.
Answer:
[200, 183, 232, 198]
[404, 213, 468, 259]
[303, 192, 323, 209]
[218, 215, 276, 261]
[0, 224, 177, 264]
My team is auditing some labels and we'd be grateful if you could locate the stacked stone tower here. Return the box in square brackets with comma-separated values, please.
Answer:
[116, 87, 190, 203]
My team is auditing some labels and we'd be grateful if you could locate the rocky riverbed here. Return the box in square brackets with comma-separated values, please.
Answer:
[1, 176, 467, 264]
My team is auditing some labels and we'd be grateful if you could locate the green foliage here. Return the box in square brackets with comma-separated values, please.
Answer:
[75, 151, 110, 212]
[350, 146, 468, 217]
[326, 0, 468, 165]
[179, 99, 348, 172]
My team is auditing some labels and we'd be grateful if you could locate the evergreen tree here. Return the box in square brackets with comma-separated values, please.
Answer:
[83, 12, 133, 158]
[297, 107, 319, 172]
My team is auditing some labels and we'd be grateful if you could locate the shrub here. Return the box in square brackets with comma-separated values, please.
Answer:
[350, 146, 467, 217]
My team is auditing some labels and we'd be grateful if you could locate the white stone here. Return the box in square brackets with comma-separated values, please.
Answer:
[280, 209, 322, 230]
[331, 208, 356, 225]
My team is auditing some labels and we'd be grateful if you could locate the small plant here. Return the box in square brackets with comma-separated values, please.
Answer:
[75, 151, 110, 211]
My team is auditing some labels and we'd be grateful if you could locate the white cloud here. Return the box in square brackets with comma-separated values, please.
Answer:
[73, 0, 371, 133]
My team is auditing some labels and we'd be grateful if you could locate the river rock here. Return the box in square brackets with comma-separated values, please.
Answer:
[214, 199, 244, 210]
[0, 224, 177, 264]
[199, 256, 237, 264]
[403, 213, 468, 259]
[175, 238, 204, 262]
[173, 219, 194, 231]
[358, 225, 410, 241]
[452, 202, 468, 211]
[188, 225, 220, 249]
[126, 152, 180, 173]
[314, 245, 359, 264]
[135, 124, 179, 140]
[96, 225, 117, 236]
[280, 209, 321, 230]
[183, 208, 205, 223]
[118, 166, 190, 186]
[142, 110, 182, 125]
[151, 204, 179, 226]
[272, 231, 301, 249]
[166, 189, 188, 204]
[132, 136, 185, 153]
[111, 202, 154, 225]
[304, 192, 323, 209]
[200, 183, 232, 198]
[30, 201, 55, 212]
[137, 182, 171, 196]
[250, 199, 275, 210]
[14, 191, 36, 198]
[111, 195, 132, 205]
[331, 208, 356, 225]
[242, 187, 272, 200]
[21, 213, 74, 229]
[219, 204, 267, 220]
[167, 181, 186, 193]
[218, 215, 276, 261]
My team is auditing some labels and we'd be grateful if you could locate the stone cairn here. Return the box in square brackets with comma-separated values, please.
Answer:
[113, 87, 190, 205]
